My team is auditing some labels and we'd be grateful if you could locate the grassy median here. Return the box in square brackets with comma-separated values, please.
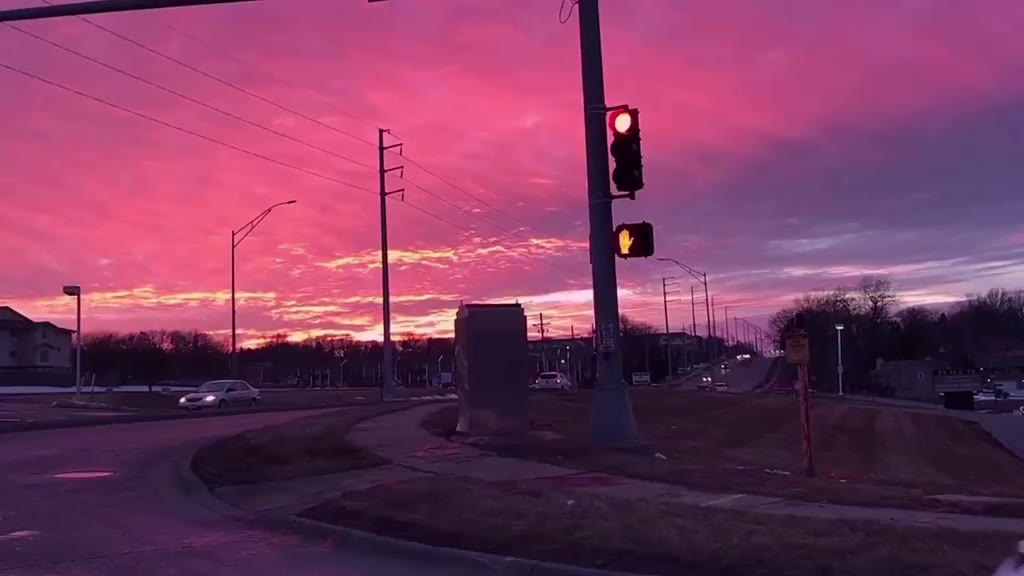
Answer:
[192, 402, 416, 487]
[303, 474, 1017, 576]
[423, 389, 1024, 516]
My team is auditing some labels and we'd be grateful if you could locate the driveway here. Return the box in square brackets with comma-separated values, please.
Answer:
[0, 410, 497, 575]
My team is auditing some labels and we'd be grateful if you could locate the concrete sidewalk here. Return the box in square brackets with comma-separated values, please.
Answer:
[219, 403, 1024, 534]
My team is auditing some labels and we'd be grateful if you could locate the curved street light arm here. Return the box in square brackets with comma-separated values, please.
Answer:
[233, 200, 296, 248]
[657, 257, 706, 285]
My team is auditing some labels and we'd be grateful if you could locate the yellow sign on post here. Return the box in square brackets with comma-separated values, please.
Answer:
[785, 328, 814, 478]
[785, 331, 809, 365]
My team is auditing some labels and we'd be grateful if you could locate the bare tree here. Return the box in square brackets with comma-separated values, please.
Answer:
[620, 314, 656, 336]
[859, 276, 898, 324]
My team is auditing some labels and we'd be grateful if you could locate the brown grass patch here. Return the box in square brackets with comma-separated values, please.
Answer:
[304, 474, 1016, 576]
[423, 389, 1024, 515]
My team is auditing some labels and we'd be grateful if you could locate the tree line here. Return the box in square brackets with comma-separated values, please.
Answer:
[81, 330, 457, 388]
[770, 277, 1024, 393]
[80, 320, 738, 388]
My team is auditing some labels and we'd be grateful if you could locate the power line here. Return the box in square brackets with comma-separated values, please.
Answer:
[10, 5, 579, 268]
[57, 6, 379, 151]
[144, 16, 537, 233]
[145, 13, 380, 142]
[4, 22, 376, 171]
[62, 8, 543, 237]
[392, 198, 475, 236]
[1, 66, 583, 278]
[0, 61, 375, 196]
[400, 154, 534, 229]
[401, 177, 522, 236]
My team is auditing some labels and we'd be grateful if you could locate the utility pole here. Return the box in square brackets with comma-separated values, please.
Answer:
[711, 295, 717, 343]
[690, 285, 697, 337]
[378, 128, 404, 399]
[724, 305, 730, 346]
[534, 313, 550, 372]
[734, 317, 740, 349]
[703, 272, 712, 345]
[533, 312, 550, 340]
[662, 277, 673, 381]
[577, 0, 637, 446]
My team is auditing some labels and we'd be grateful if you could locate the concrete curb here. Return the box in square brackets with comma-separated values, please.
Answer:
[0, 398, 430, 435]
[175, 415, 649, 576]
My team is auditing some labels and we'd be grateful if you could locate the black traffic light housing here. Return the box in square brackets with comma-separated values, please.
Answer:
[613, 222, 655, 259]
[609, 107, 644, 195]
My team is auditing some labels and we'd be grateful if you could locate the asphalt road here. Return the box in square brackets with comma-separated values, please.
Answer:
[0, 410, 500, 575]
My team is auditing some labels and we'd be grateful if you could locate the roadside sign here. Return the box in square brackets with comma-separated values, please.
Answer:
[785, 331, 809, 365]
[631, 372, 651, 386]
[598, 323, 616, 352]
[933, 368, 981, 393]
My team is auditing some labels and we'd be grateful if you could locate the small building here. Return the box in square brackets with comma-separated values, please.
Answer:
[870, 359, 941, 401]
[0, 306, 73, 369]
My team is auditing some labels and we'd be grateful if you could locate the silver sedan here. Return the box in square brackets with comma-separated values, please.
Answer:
[178, 379, 261, 409]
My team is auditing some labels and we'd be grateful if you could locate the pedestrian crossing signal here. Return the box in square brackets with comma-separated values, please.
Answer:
[613, 222, 654, 259]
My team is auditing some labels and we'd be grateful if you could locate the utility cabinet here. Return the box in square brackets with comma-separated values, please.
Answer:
[454, 303, 529, 436]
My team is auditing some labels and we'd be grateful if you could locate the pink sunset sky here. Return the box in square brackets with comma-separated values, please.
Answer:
[1, 0, 1023, 344]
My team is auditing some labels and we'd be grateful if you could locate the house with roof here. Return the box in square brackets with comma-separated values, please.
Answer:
[0, 306, 73, 369]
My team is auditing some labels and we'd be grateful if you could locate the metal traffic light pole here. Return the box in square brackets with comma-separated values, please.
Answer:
[577, 0, 638, 446]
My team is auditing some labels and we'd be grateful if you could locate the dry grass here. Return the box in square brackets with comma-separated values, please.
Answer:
[304, 474, 1017, 576]
[192, 403, 414, 487]
[423, 389, 1024, 515]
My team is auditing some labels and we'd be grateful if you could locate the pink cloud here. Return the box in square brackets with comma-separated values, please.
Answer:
[1, 0, 1022, 338]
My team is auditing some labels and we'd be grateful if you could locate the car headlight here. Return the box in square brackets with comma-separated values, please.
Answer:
[178, 397, 186, 403]
[203, 395, 217, 402]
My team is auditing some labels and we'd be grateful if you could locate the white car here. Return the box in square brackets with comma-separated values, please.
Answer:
[530, 372, 573, 391]
[179, 379, 260, 409]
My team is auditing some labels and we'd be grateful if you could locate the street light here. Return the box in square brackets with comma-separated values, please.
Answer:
[835, 324, 845, 396]
[62, 285, 81, 396]
[658, 257, 713, 357]
[231, 200, 296, 375]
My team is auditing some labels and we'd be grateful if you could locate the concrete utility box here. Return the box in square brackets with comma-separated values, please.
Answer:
[454, 303, 529, 436]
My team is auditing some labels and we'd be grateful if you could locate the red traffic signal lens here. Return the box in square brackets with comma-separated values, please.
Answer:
[610, 110, 632, 134]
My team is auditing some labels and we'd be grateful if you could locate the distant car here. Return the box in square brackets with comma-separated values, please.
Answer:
[179, 379, 260, 409]
[697, 382, 712, 391]
[713, 382, 729, 392]
[530, 372, 573, 391]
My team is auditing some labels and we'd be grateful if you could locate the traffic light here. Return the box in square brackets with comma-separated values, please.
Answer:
[613, 222, 654, 259]
[609, 107, 643, 194]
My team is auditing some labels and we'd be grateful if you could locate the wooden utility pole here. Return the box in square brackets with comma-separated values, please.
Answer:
[786, 329, 814, 477]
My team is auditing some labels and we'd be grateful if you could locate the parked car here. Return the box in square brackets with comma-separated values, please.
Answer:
[713, 382, 729, 392]
[178, 379, 260, 409]
[530, 372, 573, 391]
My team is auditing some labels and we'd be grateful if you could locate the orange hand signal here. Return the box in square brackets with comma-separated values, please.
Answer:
[618, 228, 634, 255]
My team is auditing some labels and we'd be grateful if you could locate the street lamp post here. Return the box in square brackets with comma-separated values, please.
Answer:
[835, 324, 845, 396]
[658, 258, 712, 358]
[62, 285, 82, 395]
[231, 200, 296, 375]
